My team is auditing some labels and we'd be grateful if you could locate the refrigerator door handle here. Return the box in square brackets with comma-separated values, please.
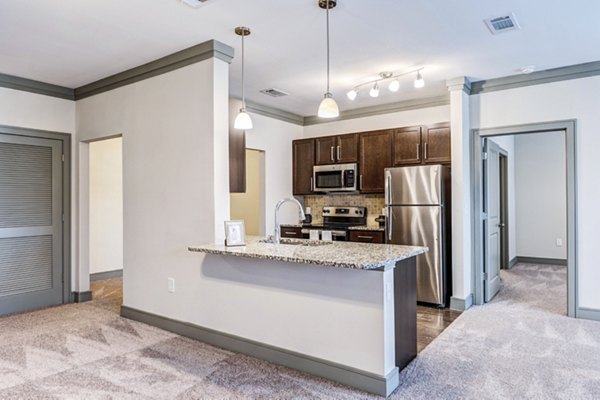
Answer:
[387, 206, 392, 242]
[385, 171, 392, 205]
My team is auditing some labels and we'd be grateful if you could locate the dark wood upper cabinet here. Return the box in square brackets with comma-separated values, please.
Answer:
[315, 136, 337, 165]
[229, 129, 246, 193]
[359, 130, 392, 193]
[393, 126, 422, 166]
[293, 139, 315, 195]
[315, 134, 358, 164]
[337, 133, 358, 163]
[423, 123, 451, 164]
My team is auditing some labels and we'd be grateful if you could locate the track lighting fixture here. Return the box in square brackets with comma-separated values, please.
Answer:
[346, 68, 425, 101]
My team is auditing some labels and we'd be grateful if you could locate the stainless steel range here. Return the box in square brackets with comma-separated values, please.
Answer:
[302, 206, 367, 241]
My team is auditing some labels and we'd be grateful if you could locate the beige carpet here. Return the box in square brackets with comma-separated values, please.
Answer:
[1, 264, 599, 399]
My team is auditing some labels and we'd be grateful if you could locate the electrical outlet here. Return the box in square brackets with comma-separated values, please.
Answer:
[556, 238, 563, 247]
[168, 278, 175, 293]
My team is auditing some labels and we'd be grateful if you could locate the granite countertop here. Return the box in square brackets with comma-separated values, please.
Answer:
[347, 225, 385, 232]
[189, 236, 427, 270]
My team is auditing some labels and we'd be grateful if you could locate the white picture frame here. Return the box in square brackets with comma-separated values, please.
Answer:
[224, 220, 246, 246]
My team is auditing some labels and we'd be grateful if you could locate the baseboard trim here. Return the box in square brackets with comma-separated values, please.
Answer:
[120, 305, 398, 397]
[72, 291, 92, 303]
[90, 269, 123, 281]
[514, 256, 567, 266]
[450, 294, 473, 311]
[577, 307, 600, 322]
[508, 257, 519, 269]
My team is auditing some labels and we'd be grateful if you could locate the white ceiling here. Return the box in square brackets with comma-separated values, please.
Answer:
[1, 0, 599, 116]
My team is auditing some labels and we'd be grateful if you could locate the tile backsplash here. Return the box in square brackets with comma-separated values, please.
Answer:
[303, 194, 385, 225]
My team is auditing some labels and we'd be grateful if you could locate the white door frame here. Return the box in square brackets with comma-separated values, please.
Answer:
[471, 120, 577, 317]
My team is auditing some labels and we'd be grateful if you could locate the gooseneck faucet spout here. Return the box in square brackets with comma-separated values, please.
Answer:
[273, 198, 306, 244]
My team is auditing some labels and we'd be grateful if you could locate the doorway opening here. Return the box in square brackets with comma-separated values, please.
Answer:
[87, 136, 123, 312]
[472, 120, 576, 317]
[230, 149, 266, 236]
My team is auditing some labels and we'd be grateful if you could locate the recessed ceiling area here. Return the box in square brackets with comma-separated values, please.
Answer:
[1, 0, 599, 116]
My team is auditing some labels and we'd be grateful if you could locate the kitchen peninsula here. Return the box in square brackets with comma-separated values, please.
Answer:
[189, 237, 427, 396]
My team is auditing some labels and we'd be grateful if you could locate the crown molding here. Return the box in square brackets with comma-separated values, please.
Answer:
[470, 60, 600, 95]
[303, 95, 450, 126]
[446, 77, 472, 94]
[75, 39, 234, 100]
[245, 101, 305, 126]
[0, 73, 74, 100]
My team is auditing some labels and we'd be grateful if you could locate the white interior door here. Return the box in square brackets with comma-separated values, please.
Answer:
[0, 133, 64, 315]
[483, 139, 501, 301]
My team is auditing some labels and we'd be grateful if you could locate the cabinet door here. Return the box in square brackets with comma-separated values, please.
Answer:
[315, 136, 337, 165]
[423, 123, 451, 164]
[392, 126, 422, 166]
[359, 130, 392, 193]
[293, 139, 315, 195]
[349, 230, 384, 243]
[337, 133, 358, 163]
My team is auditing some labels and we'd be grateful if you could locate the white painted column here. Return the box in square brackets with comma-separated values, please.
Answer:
[210, 58, 231, 244]
[447, 77, 473, 310]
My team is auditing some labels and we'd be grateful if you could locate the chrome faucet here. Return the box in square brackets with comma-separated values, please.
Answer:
[273, 197, 306, 244]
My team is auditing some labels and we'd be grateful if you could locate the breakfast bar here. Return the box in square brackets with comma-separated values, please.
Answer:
[189, 237, 427, 396]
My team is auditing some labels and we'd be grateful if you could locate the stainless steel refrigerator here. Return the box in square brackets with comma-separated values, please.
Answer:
[385, 164, 450, 307]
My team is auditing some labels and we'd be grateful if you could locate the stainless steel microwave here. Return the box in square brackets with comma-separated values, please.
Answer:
[313, 163, 358, 193]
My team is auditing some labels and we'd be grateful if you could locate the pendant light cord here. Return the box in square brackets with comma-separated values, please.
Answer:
[241, 33, 246, 108]
[326, 3, 330, 94]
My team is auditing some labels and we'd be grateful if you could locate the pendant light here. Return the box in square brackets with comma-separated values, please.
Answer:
[234, 26, 253, 130]
[317, 0, 339, 118]
[414, 70, 425, 88]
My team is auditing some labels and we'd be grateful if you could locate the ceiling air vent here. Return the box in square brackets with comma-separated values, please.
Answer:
[260, 88, 289, 98]
[484, 13, 520, 34]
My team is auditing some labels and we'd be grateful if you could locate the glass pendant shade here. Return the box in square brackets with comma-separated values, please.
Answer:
[414, 71, 425, 88]
[234, 108, 253, 130]
[318, 94, 339, 118]
[389, 79, 400, 92]
[369, 83, 380, 98]
[346, 89, 358, 101]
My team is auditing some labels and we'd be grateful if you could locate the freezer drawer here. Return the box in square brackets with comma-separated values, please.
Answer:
[387, 205, 444, 305]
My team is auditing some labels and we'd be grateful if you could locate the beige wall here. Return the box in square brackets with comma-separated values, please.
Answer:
[230, 149, 264, 235]
[89, 137, 123, 273]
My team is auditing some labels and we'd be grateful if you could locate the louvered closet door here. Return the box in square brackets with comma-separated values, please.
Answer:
[0, 133, 63, 315]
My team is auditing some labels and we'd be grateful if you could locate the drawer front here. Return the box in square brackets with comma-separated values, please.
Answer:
[280, 227, 303, 238]
[349, 230, 384, 244]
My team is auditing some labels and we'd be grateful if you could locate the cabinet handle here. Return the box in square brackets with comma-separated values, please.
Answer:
[330, 146, 334, 161]
[417, 143, 421, 160]
[359, 175, 363, 190]
[310, 177, 314, 191]
[424, 143, 428, 160]
[357, 235, 374, 240]
[283, 231, 298, 235]
[337, 145, 341, 160]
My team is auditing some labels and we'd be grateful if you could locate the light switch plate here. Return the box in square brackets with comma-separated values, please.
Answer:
[168, 278, 175, 293]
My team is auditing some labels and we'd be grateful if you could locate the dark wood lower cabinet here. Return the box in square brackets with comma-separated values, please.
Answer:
[348, 230, 384, 243]
[280, 226, 304, 238]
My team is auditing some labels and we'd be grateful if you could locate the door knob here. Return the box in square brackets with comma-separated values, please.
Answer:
[498, 223, 505, 228]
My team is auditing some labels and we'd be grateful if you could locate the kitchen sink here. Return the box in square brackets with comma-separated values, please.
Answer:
[260, 238, 332, 247]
